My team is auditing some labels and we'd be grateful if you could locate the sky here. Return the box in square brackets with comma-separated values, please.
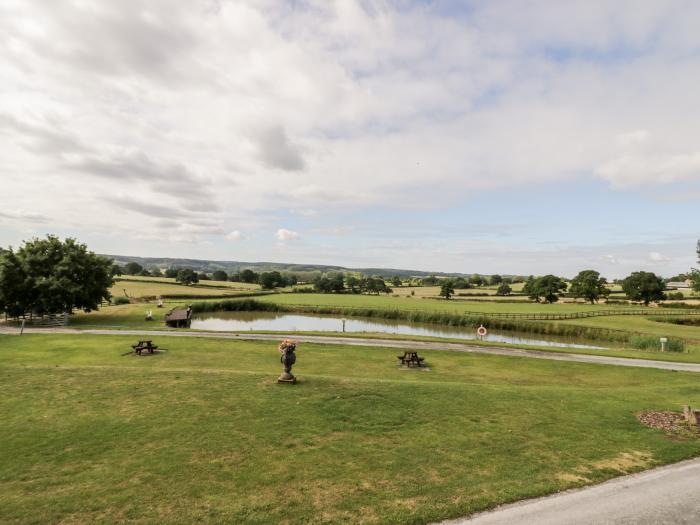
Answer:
[0, 0, 699, 278]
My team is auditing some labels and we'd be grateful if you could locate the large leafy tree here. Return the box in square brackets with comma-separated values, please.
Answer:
[0, 249, 32, 317]
[522, 275, 536, 299]
[212, 270, 228, 282]
[239, 269, 259, 283]
[440, 280, 455, 299]
[690, 240, 700, 293]
[622, 271, 666, 305]
[495, 282, 512, 296]
[176, 268, 199, 286]
[569, 270, 610, 304]
[124, 262, 143, 275]
[260, 271, 287, 290]
[0, 236, 113, 316]
[528, 275, 567, 303]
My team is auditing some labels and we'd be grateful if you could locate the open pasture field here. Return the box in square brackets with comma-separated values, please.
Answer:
[2, 333, 700, 524]
[255, 293, 641, 314]
[391, 286, 531, 301]
[112, 279, 261, 299]
[120, 275, 260, 290]
[391, 283, 526, 299]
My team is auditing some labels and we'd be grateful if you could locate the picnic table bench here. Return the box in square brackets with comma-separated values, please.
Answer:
[397, 351, 425, 367]
[132, 340, 158, 355]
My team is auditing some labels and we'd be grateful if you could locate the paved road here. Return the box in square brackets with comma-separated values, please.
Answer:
[4, 327, 700, 373]
[440, 457, 700, 525]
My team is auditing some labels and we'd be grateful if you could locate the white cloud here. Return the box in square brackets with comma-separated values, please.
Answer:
[595, 151, 700, 188]
[276, 228, 300, 241]
[648, 251, 670, 263]
[225, 230, 243, 241]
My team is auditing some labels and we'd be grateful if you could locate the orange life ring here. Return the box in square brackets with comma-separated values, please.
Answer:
[477, 325, 488, 336]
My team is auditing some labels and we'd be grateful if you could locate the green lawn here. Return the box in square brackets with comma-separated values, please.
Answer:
[2, 333, 700, 524]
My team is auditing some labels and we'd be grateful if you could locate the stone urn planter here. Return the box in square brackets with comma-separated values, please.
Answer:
[277, 339, 298, 384]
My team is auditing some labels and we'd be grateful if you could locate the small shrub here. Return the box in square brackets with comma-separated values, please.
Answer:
[628, 335, 685, 352]
[666, 291, 685, 300]
[113, 296, 130, 305]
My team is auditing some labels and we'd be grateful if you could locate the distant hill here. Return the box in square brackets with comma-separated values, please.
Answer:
[102, 254, 471, 279]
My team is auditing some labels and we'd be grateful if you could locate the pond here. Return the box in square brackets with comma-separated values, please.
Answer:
[191, 311, 605, 349]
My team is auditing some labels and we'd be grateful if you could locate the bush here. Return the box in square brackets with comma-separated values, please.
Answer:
[628, 335, 685, 352]
[659, 302, 700, 310]
[666, 291, 685, 300]
[113, 296, 130, 305]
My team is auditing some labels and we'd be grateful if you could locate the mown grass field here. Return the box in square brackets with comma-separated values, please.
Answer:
[2, 333, 700, 524]
[119, 275, 261, 290]
[111, 279, 261, 299]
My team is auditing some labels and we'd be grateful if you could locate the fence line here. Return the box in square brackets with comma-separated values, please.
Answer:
[275, 304, 700, 321]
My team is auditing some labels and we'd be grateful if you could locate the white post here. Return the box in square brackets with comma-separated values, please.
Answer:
[660, 337, 668, 352]
[20, 319, 25, 335]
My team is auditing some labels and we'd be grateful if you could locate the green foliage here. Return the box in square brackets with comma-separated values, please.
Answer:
[667, 291, 685, 300]
[628, 335, 685, 353]
[526, 275, 567, 303]
[110, 264, 123, 276]
[469, 273, 485, 286]
[690, 269, 700, 294]
[0, 235, 113, 316]
[124, 262, 143, 275]
[212, 270, 228, 282]
[622, 271, 666, 305]
[490, 274, 503, 285]
[363, 276, 389, 294]
[569, 270, 610, 304]
[522, 276, 535, 297]
[175, 268, 199, 286]
[113, 296, 131, 305]
[239, 269, 259, 283]
[0, 249, 32, 317]
[452, 277, 471, 289]
[164, 267, 179, 278]
[260, 271, 286, 290]
[496, 282, 512, 296]
[345, 275, 360, 293]
[313, 273, 345, 293]
[421, 275, 439, 286]
[440, 280, 455, 299]
[191, 298, 285, 313]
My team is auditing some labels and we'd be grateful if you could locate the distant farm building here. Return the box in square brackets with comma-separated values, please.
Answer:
[667, 280, 692, 290]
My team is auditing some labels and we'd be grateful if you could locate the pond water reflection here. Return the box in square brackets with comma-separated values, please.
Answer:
[191, 311, 604, 349]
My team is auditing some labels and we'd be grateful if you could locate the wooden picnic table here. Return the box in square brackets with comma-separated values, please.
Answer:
[397, 351, 425, 367]
[131, 340, 158, 356]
